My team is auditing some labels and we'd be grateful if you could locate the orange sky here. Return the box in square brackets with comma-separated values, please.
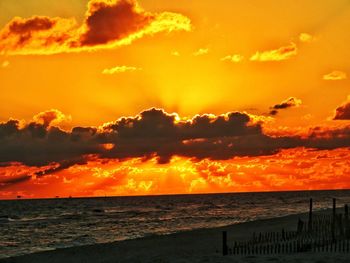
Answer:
[0, 0, 350, 199]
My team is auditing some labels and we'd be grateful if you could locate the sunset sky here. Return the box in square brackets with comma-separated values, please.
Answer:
[1, 0, 350, 199]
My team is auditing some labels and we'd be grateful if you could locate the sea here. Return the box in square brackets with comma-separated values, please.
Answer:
[1, 190, 350, 258]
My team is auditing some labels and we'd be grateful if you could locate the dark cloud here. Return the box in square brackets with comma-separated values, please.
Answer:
[0, 16, 72, 53]
[1, 16, 57, 47]
[0, 175, 31, 190]
[0, 120, 19, 138]
[34, 159, 87, 178]
[0, 120, 102, 167]
[78, 0, 154, 46]
[1, 108, 350, 178]
[334, 101, 350, 120]
[269, 109, 279, 116]
[8, 17, 55, 34]
[269, 97, 302, 115]
[99, 109, 263, 162]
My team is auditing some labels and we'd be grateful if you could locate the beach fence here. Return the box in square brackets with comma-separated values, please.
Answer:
[222, 198, 350, 256]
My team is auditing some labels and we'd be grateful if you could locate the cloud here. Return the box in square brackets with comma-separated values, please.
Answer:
[0, 16, 79, 55]
[171, 51, 180, 56]
[1, 108, 350, 178]
[334, 98, 350, 120]
[193, 48, 209, 56]
[323, 70, 347, 80]
[250, 42, 297, 62]
[0, 0, 191, 55]
[299, 33, 313, 43]
[269, 97, 302, 115]
[221, 54, 244, 63]
[1, 60, 9, 68]
[3, 147, 350, 197]
[0, 175, 31, 190]
[102, 65, 142, 74]
[78, 0, 154, 46]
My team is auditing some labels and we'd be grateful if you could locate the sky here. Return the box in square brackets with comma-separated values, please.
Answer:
[0, 0, 350, 199]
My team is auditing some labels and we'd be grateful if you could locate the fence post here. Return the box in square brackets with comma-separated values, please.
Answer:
[308, 198, 313, 233]
[339, 214, 344, 237]
[333, 198, 336, 241]
[345, 204, 349, 238]
[222, 231, 228, 256]
[297, 219, 304, 234]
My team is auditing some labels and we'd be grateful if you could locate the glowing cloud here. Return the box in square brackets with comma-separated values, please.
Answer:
[102, 65, 142, 74]
[299, 33, 313, 43]
[250, 42, 297, 62]
[221, 54, 244, 63]
[0, 0, 192, 55]
[1, 60, 9, 68]
[32, 109, 71, 127]
[193, 48, 209, 56]
[323, 70, 347, 80]
[2, 148, 350, 198]
[171, 51, 180, 56]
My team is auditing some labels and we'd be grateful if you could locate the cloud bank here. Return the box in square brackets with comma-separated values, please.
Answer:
[1, 108, 350, 178]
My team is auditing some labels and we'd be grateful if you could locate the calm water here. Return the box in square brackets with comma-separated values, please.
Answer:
[1, 190, 350, 258]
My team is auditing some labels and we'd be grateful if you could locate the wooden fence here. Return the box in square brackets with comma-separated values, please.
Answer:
[223, 198, 350, 256]
[228, 232, 350, 255]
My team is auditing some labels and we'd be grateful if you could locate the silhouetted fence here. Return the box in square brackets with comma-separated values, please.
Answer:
[223, 198, 350, 256]
[228, 238, 350, 255]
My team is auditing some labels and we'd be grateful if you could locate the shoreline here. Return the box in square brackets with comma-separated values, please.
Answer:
[2, 209, 350, 263]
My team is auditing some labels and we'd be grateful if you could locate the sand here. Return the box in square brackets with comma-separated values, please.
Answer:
[1, 210, 350, 263]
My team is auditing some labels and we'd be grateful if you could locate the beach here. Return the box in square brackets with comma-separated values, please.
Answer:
[2, 209, 350, 263]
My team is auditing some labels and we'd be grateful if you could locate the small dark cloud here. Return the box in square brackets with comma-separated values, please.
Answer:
[269, 97, 302, 115]
[4, 16, 56, 47]
[269, 109, 278, 116]
[334, 101, 350, 120]
[35, 159, 87, 178]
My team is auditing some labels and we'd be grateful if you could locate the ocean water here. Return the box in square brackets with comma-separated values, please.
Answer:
[1, 190, 350, 258]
